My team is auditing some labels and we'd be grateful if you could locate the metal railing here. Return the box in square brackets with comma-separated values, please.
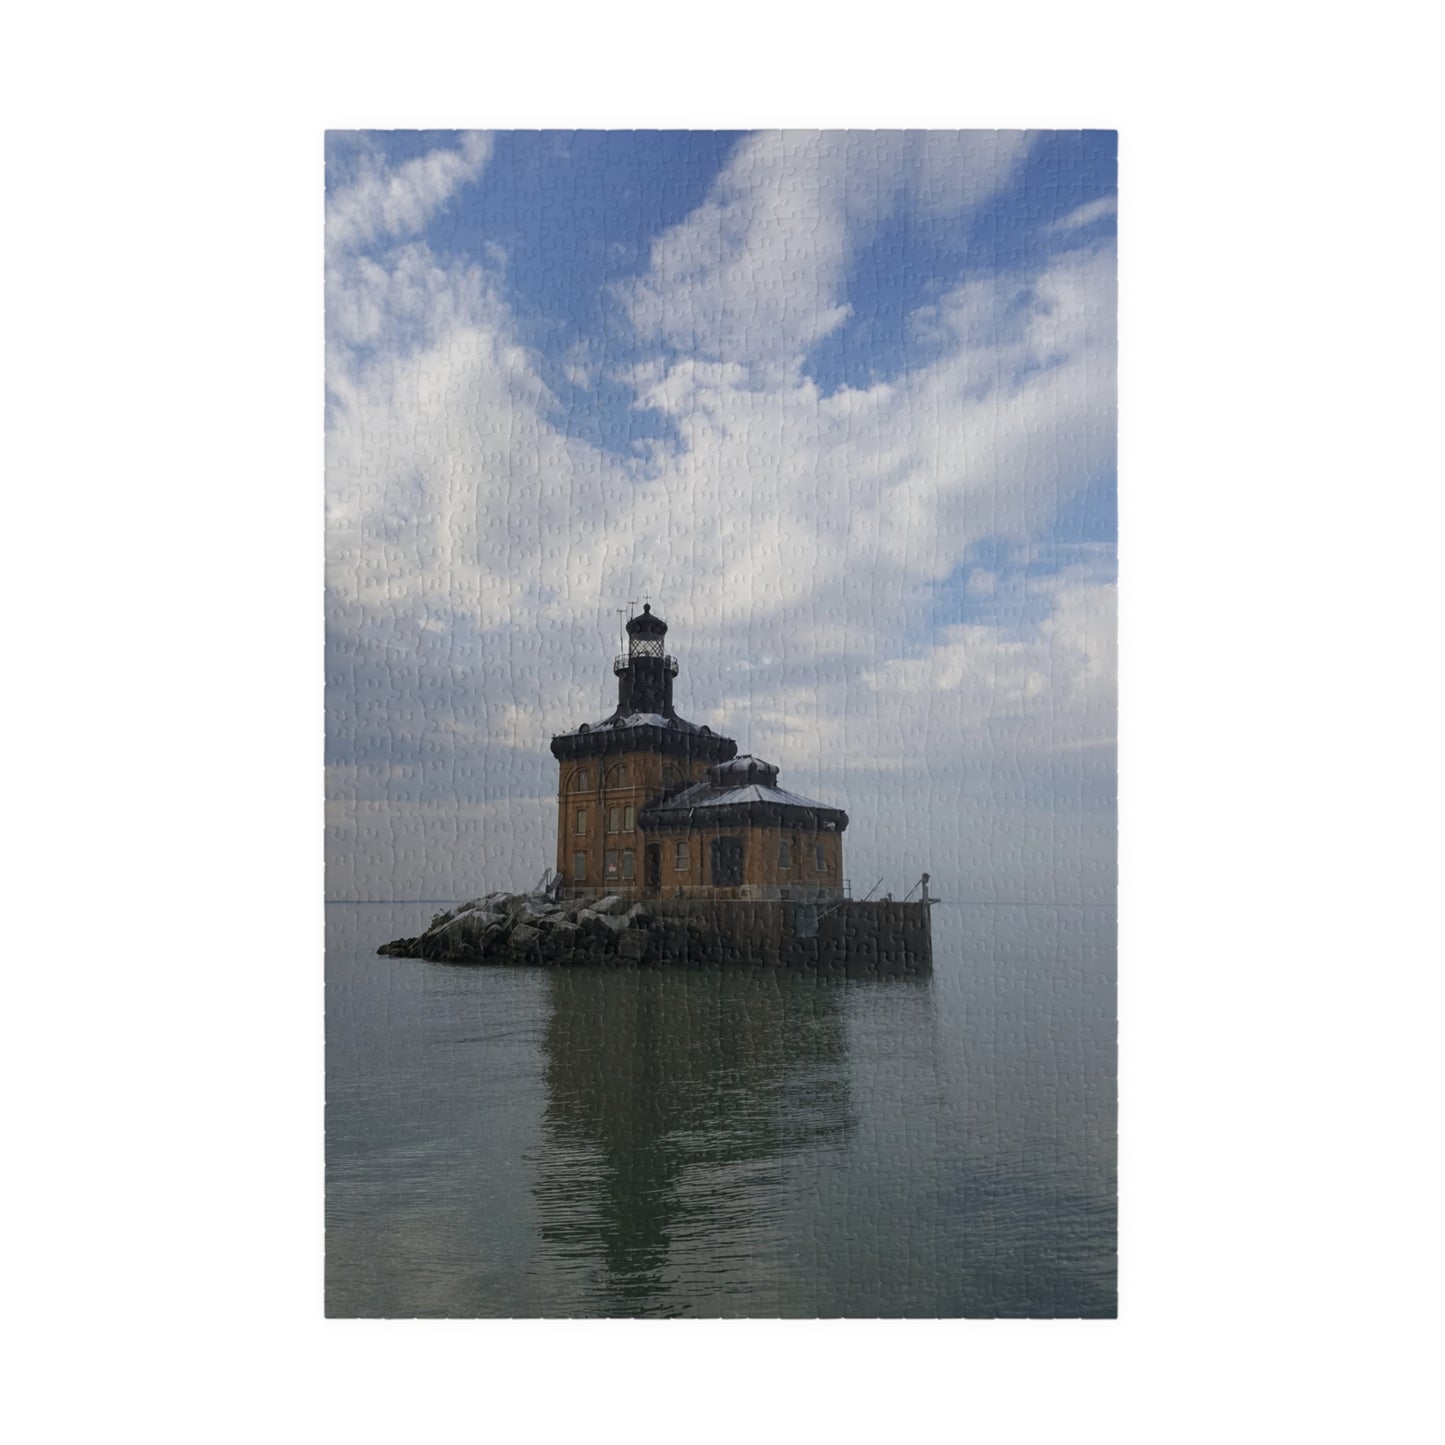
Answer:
[613, 653, 678, 676]
[555, 883, 848, 903]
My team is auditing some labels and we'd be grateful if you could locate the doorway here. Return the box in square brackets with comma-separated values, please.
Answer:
[710, 836, 743, 887]
[644, 843, 661, 892]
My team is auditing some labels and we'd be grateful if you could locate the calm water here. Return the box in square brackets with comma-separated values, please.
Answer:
[326, 902, 1116, 1317]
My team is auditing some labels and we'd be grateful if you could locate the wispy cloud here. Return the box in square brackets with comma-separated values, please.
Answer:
[1050, 194, 1117, 233]
[325, 131, 493, 256]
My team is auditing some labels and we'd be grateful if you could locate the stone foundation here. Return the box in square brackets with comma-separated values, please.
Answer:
[378, 890, 932, 975]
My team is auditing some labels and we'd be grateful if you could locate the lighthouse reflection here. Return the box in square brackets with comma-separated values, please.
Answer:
[531, 966, 932, 1316]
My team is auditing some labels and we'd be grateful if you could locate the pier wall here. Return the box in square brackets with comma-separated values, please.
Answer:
[648, 897, 933, 975]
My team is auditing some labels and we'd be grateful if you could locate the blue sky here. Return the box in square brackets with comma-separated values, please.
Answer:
[328, 129, 1114, 464]
[325, 131, 1116, 900]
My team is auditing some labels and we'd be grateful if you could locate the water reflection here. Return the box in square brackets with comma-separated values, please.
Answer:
[532, 967, 881, 1316]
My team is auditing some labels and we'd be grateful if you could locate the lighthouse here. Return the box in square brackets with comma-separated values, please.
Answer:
[550, 605, 848, 899]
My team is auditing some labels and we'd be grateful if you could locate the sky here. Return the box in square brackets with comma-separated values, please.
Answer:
[325, 130, 1117, 903]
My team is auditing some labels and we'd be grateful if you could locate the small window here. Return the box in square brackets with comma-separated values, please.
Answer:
[605, 850, 619, 879]
[608, 807, 620, 834]
[573, 851, 587, 881]
[621, 850, 635, 880]
[815, 843, 827, 873]
[608, 764, 629, 788]
[778, 837, 791, 869]
[575, 808, 587, 836]
[623, 805, 635, 832]
[574, 769, 591, 792]
[675, 839, 689, 871]
[662, 765, 682, 791]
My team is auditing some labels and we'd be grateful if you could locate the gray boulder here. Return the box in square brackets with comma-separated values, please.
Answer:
[377, 936, 420, 957]
[510, 923, 543, 949]
[478, 922, 509, 954]
[425, 908, 506, 959]
[439, 894, 504, 922]
[592, 895, 628, 916]
[468, 908, 508, 934]
[578, 909, 625, 939]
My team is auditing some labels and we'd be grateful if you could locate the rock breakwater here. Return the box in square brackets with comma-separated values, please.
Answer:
[377, 891, 721, 966]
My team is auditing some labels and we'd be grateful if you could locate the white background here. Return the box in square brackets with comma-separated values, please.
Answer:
[5, 3, 1440, 1441]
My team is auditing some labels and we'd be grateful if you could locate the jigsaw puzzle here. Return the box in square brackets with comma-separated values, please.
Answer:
[325, 129, 1118, 1317]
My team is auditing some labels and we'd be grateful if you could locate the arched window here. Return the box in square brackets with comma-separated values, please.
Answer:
[662, 764, 682, 792]
[570, 768, 591, 792]
[606, 763, 629, 789]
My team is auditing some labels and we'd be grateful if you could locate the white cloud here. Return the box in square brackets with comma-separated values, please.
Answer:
[1050, 194, 1117, 233]
[612, 242, 1116, 640]
[616, 130, 1035, 383]
[325, 131, 492, 257]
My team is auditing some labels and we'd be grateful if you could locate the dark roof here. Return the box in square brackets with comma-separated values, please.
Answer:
[557, 709, 715, 738]
[550, 713, 738, 763]
[625, 603, 667, 638]
[708, 754, 779, 785]
[639, 755, 848, 832]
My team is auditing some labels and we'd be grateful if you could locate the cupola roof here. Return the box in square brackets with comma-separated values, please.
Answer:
[708, 754, 780, 786]
[625, 603, 667, 638]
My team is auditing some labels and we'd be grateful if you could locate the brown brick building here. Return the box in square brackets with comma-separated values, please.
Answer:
[550, 605, 848, 900]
